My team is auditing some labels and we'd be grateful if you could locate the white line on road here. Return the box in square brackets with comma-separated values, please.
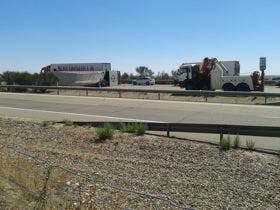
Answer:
[0, 106, 166, 123]
[1, 92, 280, 109]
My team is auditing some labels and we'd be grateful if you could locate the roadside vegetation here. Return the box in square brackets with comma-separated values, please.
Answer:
[0, 118, 279, 209]
[246, 139, 256, 151]
[0, 71, 58, 92]
[61, 119, 74, 126]
[96, 123, 114, 141]
[120, 122, 148, 135]
[219, 135, 232, 150]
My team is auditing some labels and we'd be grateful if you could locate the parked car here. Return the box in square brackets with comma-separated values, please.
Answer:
[132, 77, 155, 85]
[276, 80, 280, 87]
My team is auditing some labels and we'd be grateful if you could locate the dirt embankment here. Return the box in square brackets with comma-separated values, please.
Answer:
[0, 118, 279, 209]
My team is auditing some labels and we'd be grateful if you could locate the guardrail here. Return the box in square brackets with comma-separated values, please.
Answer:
[72, 121, 280, 140]
[1, 85, 280, 103]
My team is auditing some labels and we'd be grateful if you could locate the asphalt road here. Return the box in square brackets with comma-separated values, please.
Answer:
[0, 92, 279, 151]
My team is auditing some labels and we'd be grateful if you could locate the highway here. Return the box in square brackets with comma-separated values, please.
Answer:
[0, 92, 279, 151]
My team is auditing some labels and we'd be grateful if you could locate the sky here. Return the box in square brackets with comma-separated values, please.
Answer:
[0, 0, 279, 75]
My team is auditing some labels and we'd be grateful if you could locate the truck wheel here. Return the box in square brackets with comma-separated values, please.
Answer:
[222, 83, 236, 91]
[185, 82, 193, 90]
[236, 83, 250, 91]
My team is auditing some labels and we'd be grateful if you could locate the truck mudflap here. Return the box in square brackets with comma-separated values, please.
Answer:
[251, 71, 262, 91]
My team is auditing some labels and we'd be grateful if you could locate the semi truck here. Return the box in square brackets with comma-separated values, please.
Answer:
[41, 63, 119, 86]
[176, 58, 264, 91]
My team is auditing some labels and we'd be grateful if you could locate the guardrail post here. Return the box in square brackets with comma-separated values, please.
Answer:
[158, 93, 161, 100]
[118, 91, 122, 98]
[219, 128, 224, 142]
[56, 82, 59, 95]
[167, 123, 170, 137]
[205, 96, 208, 102]
[264, 96, 267, 104]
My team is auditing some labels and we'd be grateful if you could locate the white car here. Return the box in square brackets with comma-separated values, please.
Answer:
[132, 77, 155, 85]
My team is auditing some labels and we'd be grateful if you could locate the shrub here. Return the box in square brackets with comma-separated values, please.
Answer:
[232, 135, 240, 149]
[246, 139, 255, 151]
[121, 122, 148, 136]
[40, 121, 53, 127]
[219, 135, 231, 150]
[62, 119, 74, 126]
[96, 123, 114, 141]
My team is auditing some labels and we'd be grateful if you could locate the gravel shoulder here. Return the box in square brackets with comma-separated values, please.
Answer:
[0, 118, 279, 209]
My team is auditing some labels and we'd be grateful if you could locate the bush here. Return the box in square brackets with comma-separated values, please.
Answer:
[246, 139, 255, 151]
[121, 122, 148, 136]
[232, 135, 240, 149]
[40, 121, 53, 127]
[96, 123, 114, 141]
[219, 135, 231, 150]
[62, 119, 73, 126]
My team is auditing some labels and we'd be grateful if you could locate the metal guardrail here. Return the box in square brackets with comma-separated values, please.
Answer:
[72, 121, 280, 140]
[1, 85, 280, 103]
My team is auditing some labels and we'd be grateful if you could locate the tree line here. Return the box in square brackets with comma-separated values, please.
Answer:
[120, 66, 177, 84]
[0, 71, 58, 86]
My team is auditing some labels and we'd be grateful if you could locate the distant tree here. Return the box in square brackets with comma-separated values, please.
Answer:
[1, 71, 58, 86]
[121, 72, 129, 81]
[156, 71, 170, 80]
[170, 70, 178, 80]
[135, 66, 154, 77]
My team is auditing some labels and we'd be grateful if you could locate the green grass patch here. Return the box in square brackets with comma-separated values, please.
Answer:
[121, 122, 148, 136]
[246, 139, 255, 151]
[232, 135, 240, 149]
[61, 119, 74, 126]
[96, 123, 114, 142]
[40, 121, 53, 127]
[219, 135, 231, 150]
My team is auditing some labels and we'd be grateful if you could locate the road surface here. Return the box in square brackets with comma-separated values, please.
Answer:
[0, 92, 279, 151]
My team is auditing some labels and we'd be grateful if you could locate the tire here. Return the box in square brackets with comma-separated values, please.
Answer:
[132, 81, 137, 85]
[236, 83, 250, 91]
[222, 83, 236, 91]
[146, 81, 150, 85]
[185, 82, 193, 90]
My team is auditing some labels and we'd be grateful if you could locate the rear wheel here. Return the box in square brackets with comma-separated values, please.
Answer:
[222, 83, 236, 91]
[185, 81, 193, 90]
[236, 83, 250, 91]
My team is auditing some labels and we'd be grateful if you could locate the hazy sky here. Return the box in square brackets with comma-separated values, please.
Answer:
[0, 0, 279, 75]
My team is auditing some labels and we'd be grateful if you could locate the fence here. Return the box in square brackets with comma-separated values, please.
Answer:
[0, 143, 194, 210]
[1, 85, 280, 104]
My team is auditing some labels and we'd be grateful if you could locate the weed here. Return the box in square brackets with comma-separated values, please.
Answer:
[219, 135, 231, 150]
[232, 135, 240, 149]
[62, 119, 74, 126]
[246, 139, 255, 151]
[41, 121, 52, 127]
[121, 122, 148, 136]
[96, 123, 114, 141]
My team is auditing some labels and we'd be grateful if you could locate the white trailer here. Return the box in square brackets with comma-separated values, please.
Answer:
[41, 63, 119, 86]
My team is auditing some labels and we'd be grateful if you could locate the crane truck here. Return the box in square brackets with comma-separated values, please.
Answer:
[177, 58, 265, 91]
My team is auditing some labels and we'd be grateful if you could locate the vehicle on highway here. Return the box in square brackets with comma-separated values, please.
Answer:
[132, 77, 155, 85]
[177, 57, 265, 92]
[276, 80, 280, 87]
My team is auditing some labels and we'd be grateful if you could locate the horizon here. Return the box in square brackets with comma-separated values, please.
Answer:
[0, 0, 279, 75]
